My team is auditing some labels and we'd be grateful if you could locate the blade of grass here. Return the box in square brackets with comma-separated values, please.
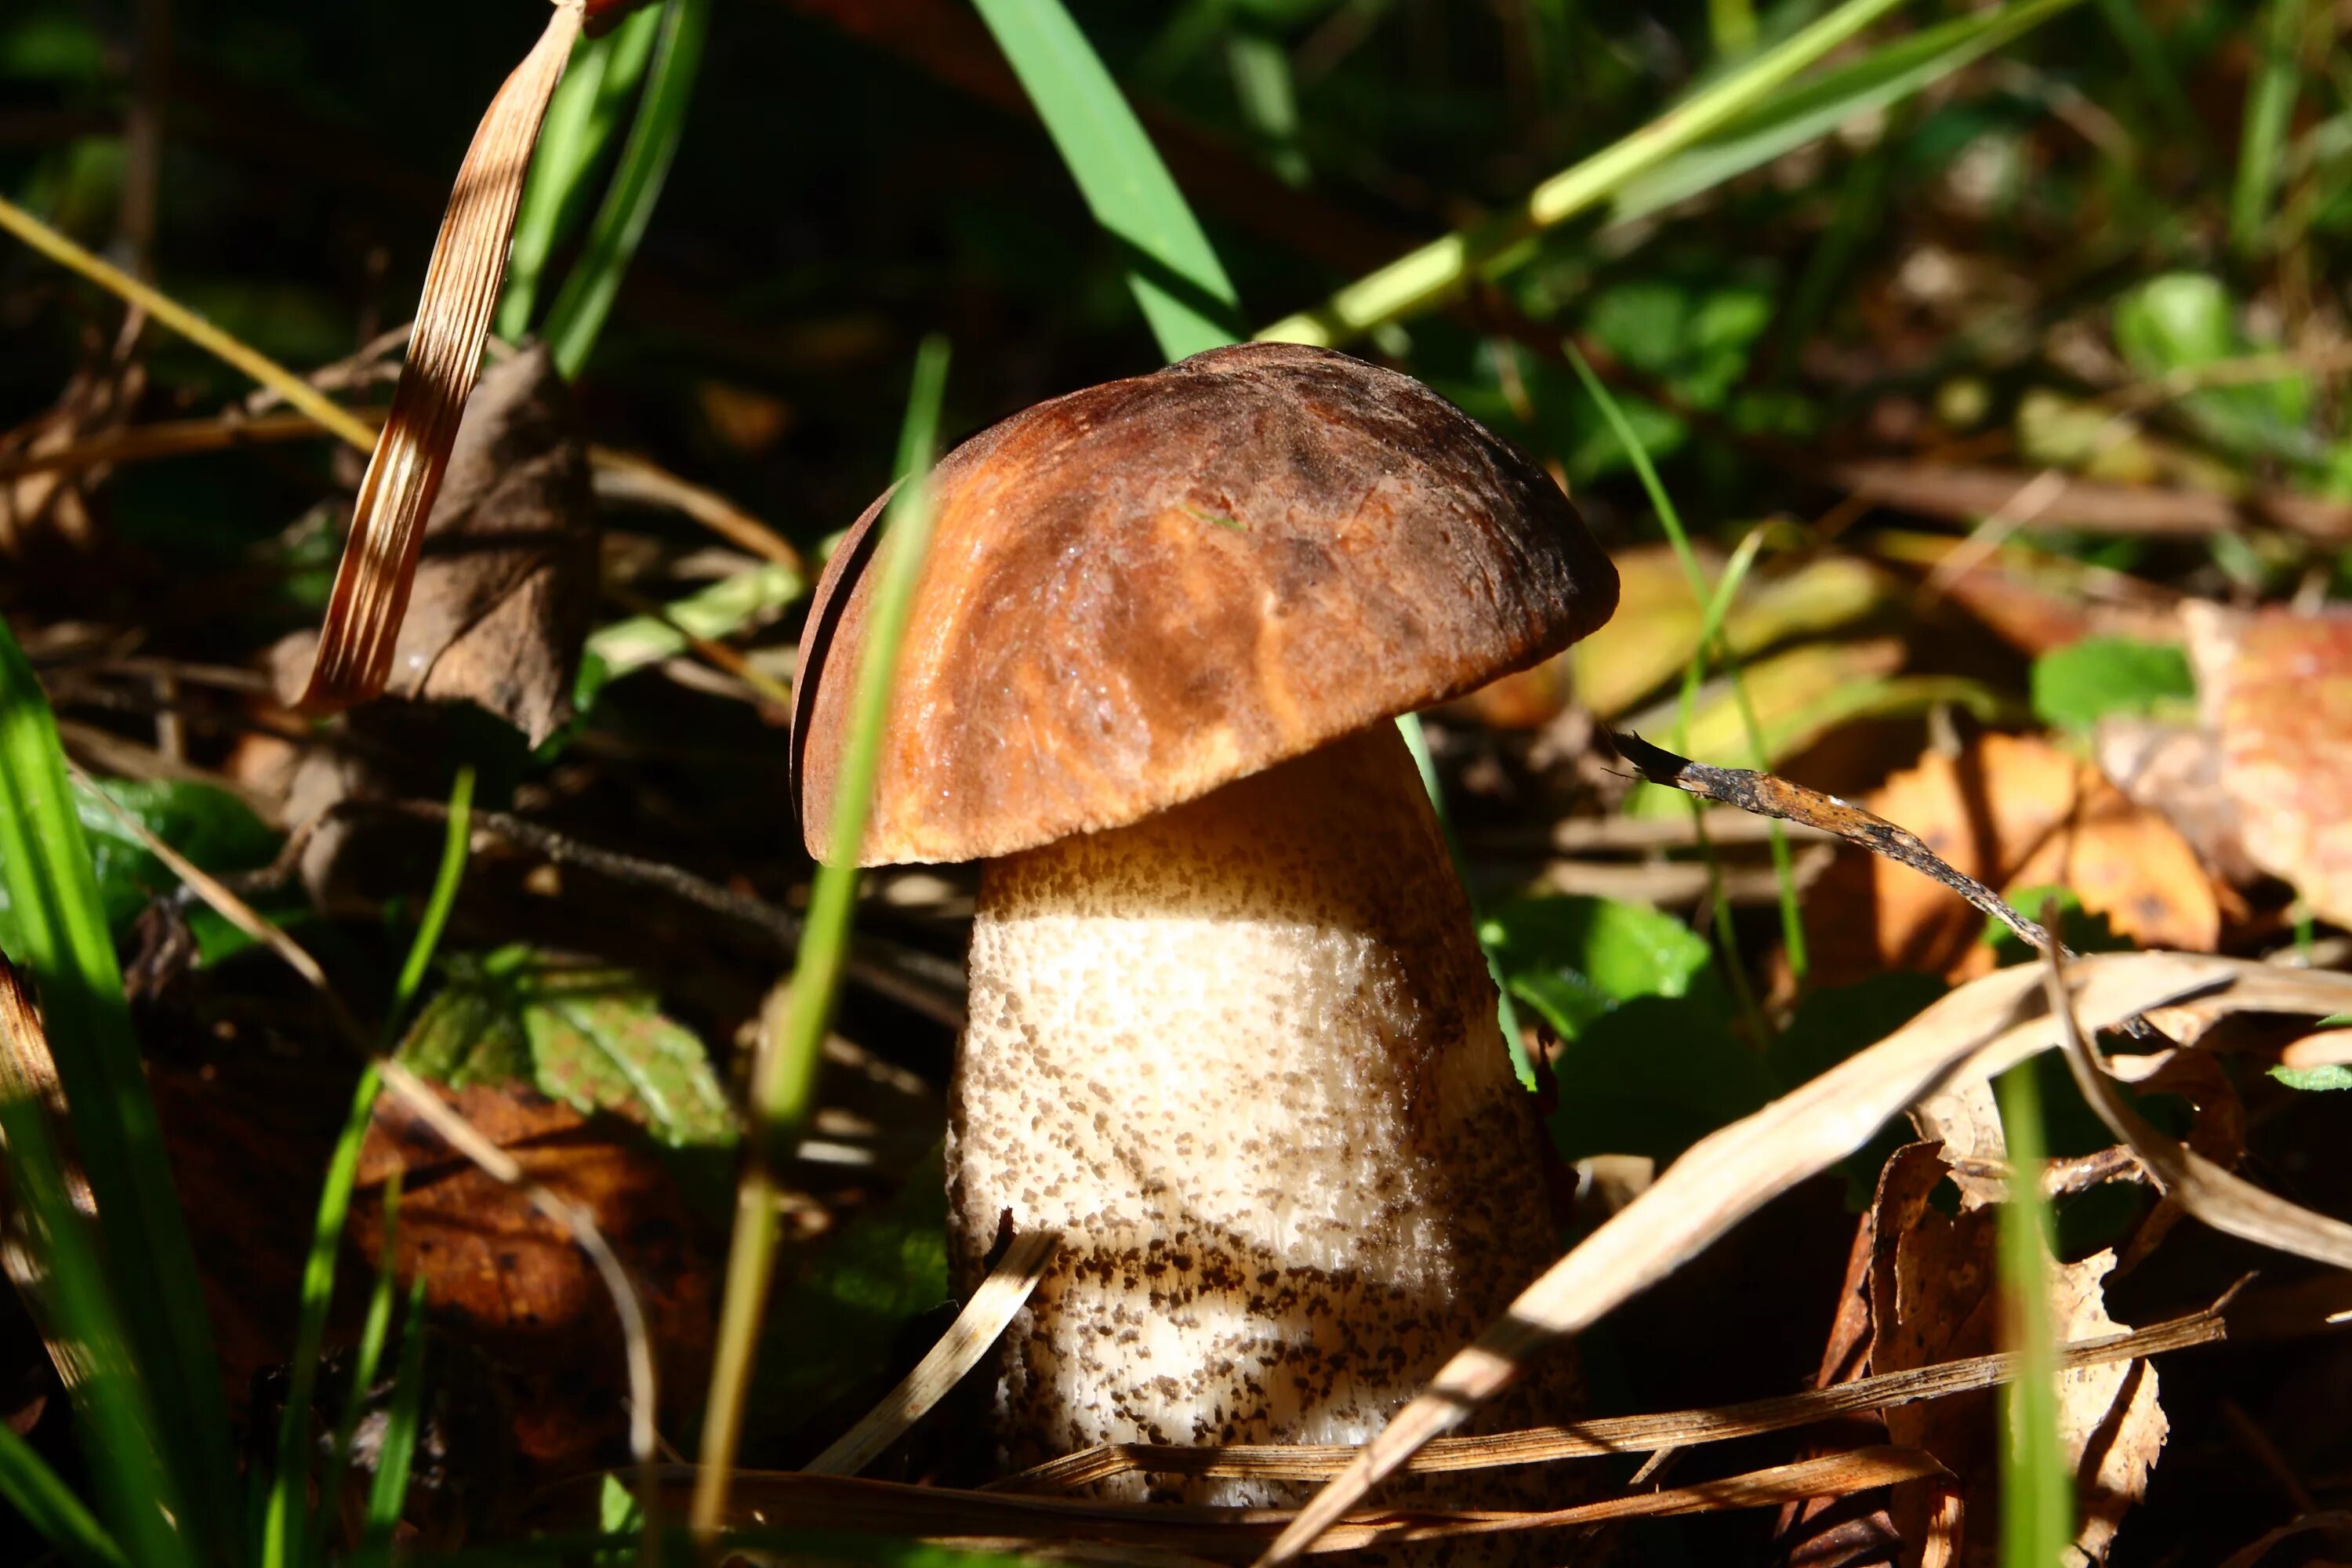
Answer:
[355, 1279, 432, 1568]
[691, 336, 951, 1532]
[0, 194, 375, 448]
[2231, 0, 2307, 256]
[0, 616, 231, 1553]
[973, 0, 1243, 358]
[499, 2, 665, 342]
[2093, 0, 2198, 151]
[262, 767, 472, 1568]
[1994, 1054, 2072, 1564]
[0, 1421, 126, 1568]
[1610, 0, 2086, 227]
[541, 0, 710, 379]
[1255, 0, 1908, 347]
[1561, 346, 1808, 991]
[0, 966, 187, 1568]
[308, 1174, 405, 1568]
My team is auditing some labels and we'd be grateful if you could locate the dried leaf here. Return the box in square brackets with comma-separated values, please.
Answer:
[378, 346, 598, 746]
[1867, 1145, 2164, 1566]
[299, 4, 584, 713]
[2187, 602, 2352, 926]
[1795, 732, 2219, 986]
[352, 1080, 712, 1472]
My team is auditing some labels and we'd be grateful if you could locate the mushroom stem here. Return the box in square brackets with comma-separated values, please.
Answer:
[949, 722, 1570, 1501]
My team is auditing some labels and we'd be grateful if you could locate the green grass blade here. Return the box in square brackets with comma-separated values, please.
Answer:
[1995, 1058, 2073, 1565]
[263, 767, 471, 1568]
[499, 3, 665, 341]
[0, 1420, 127, 1568]
[2231, 0, 2307, 256]
[2092, 0, 2198, 150]
[541, 0, 710, 379]
[1563, 345, 1807, 998]
[974, 0, 1243, 358]
[1612, 0, 2086, 226]
[1257, 0, 1913, 346]
[0, 1074, 182, 1568]
[0, 616, 230, 1554]
[356, 1279, 432, 1568]
[308, 1174, 404, 1568]
[692, 338, 951, 1530]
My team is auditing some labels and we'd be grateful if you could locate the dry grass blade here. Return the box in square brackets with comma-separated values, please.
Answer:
[2038, 945, 2352, 1270]
[297, 1, 584, 713]
[0, 411, 349, 482]
[637, 1446, 1945, 1559]
[804, 1228, 1058, 1477]
[1000, 1307, 2220, 1494]
[1610, 730, 2059, 955]
[590, 444, 806, 573]
[1249, 950, 2238, 1568]
[61, 768, 664, 1514]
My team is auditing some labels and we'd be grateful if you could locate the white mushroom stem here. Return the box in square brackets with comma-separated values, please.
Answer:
[948, 723, 1571, 1504]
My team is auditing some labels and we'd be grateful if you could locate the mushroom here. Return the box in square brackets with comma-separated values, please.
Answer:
[791, 342, 1618, 1501]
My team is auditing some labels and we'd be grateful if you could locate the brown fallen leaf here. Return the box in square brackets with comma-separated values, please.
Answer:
[2185, 602, 2352, 927]
[1797, 732, 2220, 988]
[2090, 717, 2258, 889]
[1866, 1145, 2163, 1567]
[351, 1081, 711, 1476]
[378, 345, 597, 746]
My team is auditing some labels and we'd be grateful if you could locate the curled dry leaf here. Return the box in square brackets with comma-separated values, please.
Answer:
[377, 346, 597, 746]
[2185, 602, 2352, 926]
[1800, 732, 2220, 989]
[351, 1080, 712, 1475]
[1867, 1145, 2164, 1567]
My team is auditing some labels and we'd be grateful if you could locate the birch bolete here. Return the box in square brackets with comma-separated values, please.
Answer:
[791, 342, 1619, 1501]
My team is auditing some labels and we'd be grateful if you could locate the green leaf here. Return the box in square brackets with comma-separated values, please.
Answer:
[0, 777, 277, 954]
[2114, 274, 2316, 464]
[2028, 637, 2196, 731]
[973, 0, 1243, 359]
[2272, 1063, 2352, 1091]
[1547, 996, 1777, 1167]
[1479, 895, 1719, 1041]
[397, 947, 735, 1149]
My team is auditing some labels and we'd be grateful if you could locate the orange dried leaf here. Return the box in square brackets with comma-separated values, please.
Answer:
[2187, 603, 2352, 926]
[1802, 733, 2220, 988]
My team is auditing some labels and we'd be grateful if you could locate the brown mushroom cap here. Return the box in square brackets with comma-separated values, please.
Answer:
[792, 341, 1618, 865]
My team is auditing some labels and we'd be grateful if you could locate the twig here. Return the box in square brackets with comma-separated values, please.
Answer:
[1608, 730, 2059, 955]
[354, 798, 967, 1026]
[995, 1305, 2220, 1494]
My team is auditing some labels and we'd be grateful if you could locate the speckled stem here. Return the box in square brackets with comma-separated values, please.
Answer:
[948, 723, 1577, 1507]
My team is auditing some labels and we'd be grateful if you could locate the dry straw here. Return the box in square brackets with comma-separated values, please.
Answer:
[297, 1, 586, 713]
